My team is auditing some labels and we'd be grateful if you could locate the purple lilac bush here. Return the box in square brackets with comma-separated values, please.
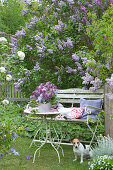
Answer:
[1, 0, 113, 97]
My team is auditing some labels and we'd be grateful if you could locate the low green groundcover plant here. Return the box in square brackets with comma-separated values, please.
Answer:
[89, 155, 113, 170]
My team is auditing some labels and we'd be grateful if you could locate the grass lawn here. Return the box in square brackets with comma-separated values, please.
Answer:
[0, 137, 90, 170]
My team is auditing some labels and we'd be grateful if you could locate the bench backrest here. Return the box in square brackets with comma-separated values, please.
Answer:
[57, 88, 104, 106]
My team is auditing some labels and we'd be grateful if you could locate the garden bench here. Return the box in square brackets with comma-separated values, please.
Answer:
[27, 88, 104, 148]
[55, 88, 104, 145]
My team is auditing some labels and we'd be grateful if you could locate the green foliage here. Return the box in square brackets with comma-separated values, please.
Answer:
[0, 0, 26, 34]
[86, 5, 113, 82]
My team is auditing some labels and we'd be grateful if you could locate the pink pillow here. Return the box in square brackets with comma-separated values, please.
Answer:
[70, 107, 84, 119]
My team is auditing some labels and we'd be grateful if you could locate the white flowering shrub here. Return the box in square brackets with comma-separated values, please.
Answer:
[89, 155, 113, 170]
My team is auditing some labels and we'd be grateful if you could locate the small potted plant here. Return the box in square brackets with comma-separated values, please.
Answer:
[30, 82, 58, 112]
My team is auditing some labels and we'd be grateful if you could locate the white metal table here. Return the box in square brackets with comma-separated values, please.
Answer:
[24, 108, 64, 164]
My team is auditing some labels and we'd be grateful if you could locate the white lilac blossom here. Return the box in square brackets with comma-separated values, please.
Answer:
[6, 74, 12, 81]
[17, 51, 25, 60]
[0, 67, 6, 73]
[2, 99, 9, 105]
[0, 37, 7, 43]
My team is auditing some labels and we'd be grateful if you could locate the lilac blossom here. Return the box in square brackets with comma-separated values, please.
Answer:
[26, 0, 31, 6]
[93, 0, 103, 8]
[34, 35, 41, 41]
[47, 49, 53, 54]
[26, 44, 32, 51]
[26, 22, 31, 28]
[72, 54, 79, 61]
[15, 28, 26, 37]
[67, 0, 74, 5]
[81, 57, 88, 65]
[25, 70, 31, 76]
[56, 8, 61, 11]
[55, 66, 60, 70]
[21, 9, 28, 16]
[52, 25, 62, 32]
[52, 0, 57, 3]
[40, 14, 46, 21]
[90, 77, 102, 90]
[58, 1, 66, 8]
[0, 123, 5, 127]
[37, 46, 45, 53]
[109, 0, 113, 6]
[80, 6, 87, 13]
[11, 149, 20, 156]
[34, 62, 40, 72]
[82, 73, 94, 85]
[53, 12, 58, 18]
[88, 4, 93, 8]
[84, 2, 89, 6]
[66, 38, 73, 48]
[11, 37, 18, 46]
[30, 82, 58, 103]
[58, 20, 63, 27]
[106, 74, 113, 88]
[14, 78, 26, 92]
[66, 66, 77, 73]
[31, 16, 38, 23]
[58, 75, 61, 82]
[58, 44, 63, 50]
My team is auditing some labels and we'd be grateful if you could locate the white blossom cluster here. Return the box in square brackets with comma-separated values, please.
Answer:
[89, 155, 113, 170]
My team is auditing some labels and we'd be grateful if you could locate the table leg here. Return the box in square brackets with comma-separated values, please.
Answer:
[29, 119, 44, 148]
[48, 120, 61, 164]
[52, 122, 64, 157]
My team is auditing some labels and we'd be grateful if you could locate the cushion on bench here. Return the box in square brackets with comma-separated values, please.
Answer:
[79, 98, 102, 119]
